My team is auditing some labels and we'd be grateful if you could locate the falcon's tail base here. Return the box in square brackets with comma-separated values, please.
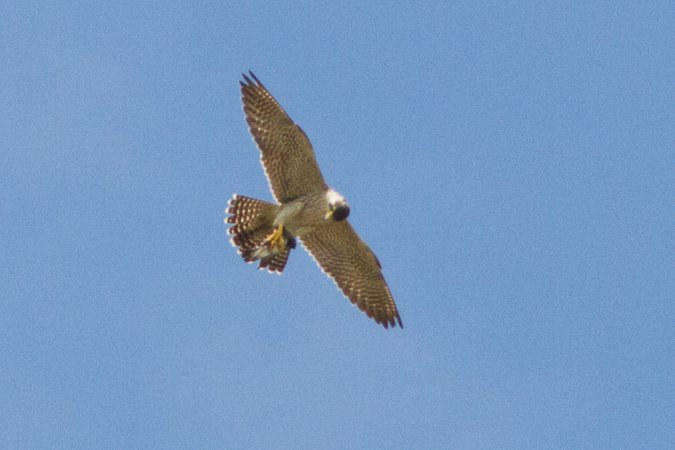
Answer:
[226, 194, 294, 274]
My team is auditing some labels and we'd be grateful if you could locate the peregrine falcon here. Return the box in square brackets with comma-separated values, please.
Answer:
[226, 72, 402, 329]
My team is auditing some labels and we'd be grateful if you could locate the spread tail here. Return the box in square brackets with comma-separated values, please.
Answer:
[225, 194, 294, 274]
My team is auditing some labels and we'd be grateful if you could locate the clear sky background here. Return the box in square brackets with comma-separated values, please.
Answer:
[1, 2, 673, 449]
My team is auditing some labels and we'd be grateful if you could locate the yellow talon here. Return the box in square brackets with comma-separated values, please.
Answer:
[265, 224, 286, 250]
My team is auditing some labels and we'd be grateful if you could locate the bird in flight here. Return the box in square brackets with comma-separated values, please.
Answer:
[226, 72, 402, 328]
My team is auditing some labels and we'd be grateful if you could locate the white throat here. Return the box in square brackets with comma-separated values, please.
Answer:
[325, 189, 344, 205]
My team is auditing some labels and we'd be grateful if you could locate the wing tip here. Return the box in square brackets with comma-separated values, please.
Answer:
[241, 70, 263, 88]
[378, 313, 403, 330]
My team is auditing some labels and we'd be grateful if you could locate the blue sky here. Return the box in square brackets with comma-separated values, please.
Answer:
[1, 1, 673, 448]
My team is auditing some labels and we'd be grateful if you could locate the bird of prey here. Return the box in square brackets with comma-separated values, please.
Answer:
[225, 72, 402, 328]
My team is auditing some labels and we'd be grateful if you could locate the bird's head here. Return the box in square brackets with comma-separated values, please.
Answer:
[325, 189, 350, 222]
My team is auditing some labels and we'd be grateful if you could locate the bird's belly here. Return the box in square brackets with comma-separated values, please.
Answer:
[287, 225, 315, 237]
[276, 199, 325, 237]
[285, 210, 324, 237]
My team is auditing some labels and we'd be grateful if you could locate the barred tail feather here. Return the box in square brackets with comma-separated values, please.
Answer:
[226, 194, 275, 247]
[225, 194, 292, 274]
[243, 245, 291, 273]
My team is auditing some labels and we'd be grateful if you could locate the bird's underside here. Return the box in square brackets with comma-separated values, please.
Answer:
[225, 72, 402, 329]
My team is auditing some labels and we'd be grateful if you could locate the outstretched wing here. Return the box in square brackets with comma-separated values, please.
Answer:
[301, 221, 402, 329]
[240, 72, 327, 203]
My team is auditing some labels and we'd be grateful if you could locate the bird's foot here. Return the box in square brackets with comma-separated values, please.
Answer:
[263, 224, 287, 251]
